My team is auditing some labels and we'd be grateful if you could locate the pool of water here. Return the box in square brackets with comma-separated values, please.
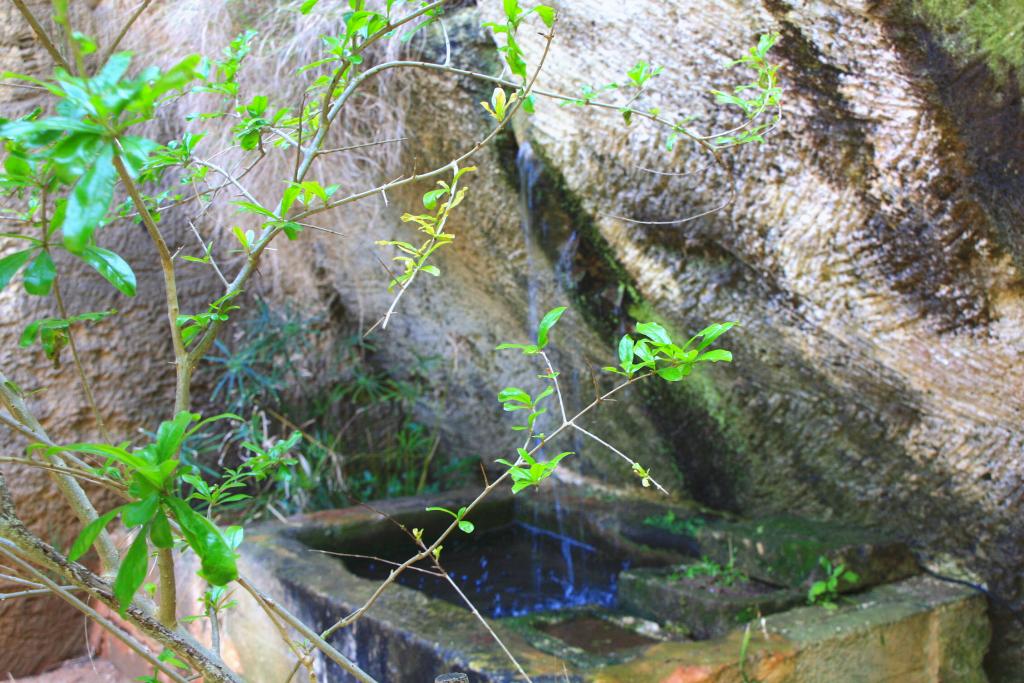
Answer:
[341, 522, 631, 618]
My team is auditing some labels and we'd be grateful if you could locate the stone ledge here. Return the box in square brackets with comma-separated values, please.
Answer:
[596, 575, 989, 683]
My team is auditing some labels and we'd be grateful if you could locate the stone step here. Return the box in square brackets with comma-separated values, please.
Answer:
[618, 564, 805, 639]
[596, 576, 990, 683]
[694, 515, 920, 590]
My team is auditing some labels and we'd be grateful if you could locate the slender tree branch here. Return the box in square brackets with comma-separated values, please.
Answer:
[235, 577, 376, 683]
[0, 371, 120, 572]
[0, 472, 242, 683]
[315, 136, 408, 158]
[570, 422, 668, 495]
[111, 153, 184, 628]
[112, 153, 189, 413]
[53, 276, 113, 442]
[10, 0, 68, 69]
[99, 0, 154, 66]
[435, 558, 532, 682]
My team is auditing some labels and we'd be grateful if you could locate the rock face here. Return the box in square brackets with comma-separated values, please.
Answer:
[0, 1, 227, 675]
[274, 0, 1024, 673]
[1, 0, 1022, 678]
[465, 0, 1024, 675]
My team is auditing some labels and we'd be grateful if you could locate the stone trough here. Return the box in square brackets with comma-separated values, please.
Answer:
[177, 486, 990, 682]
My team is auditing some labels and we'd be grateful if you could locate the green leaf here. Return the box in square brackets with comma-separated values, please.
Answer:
[63, 144, 116, 253]
[656, 366, 686, 382]
[536, 306, 567, 349]
[232, 201, 277, 218]
[503, 0, 522, 21]
[698, 349, 732, 363]
[68, 506, 123, 562]
[71, 31, 97, 55]
[0, 249, 34, 292]
[636, 321, 672, 346]
[279, 221, 302, 240]
[534, 5, 555, 27]
[688, 321, 738, 351]
[0, 117, 102, 138]
[165, 496, 238, 586]
[422, 188, 447, 209]
[150, 510, 173, 549]
[118, 136, 159, 178]
[498, 387, 531, 406]
[114, 528, 150, 617]
[458, 520, 475, 534]
[617, 335, 634, 368]
[56, 442, 148, 472]
[223, 526, 244, 550]
[123, 495, 159, 527]
[22, 251, 55, 296]
[79, 245, 136, 296]
[50, 133, 103, 184]
[94, 52, 133, 90]
[154, 412, 197, 463]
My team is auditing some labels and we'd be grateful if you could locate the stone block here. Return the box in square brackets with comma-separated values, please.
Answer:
[619, 565, 804, 639]
[696, 516, 919, 590]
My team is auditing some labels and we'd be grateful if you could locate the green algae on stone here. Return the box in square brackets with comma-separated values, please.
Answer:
[619, 565, 804, 639]
[910, 0, 1024, 85]
[696, 516, 919, 590]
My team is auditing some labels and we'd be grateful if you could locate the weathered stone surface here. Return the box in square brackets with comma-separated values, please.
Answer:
[167, 493, 988, 682]
[474, 0, 1023, 675]
[695, 516, 919, 590]
[619, 565, 804, 639]
[0, 1, 223, 675]
[11, 657, 127, 683]
[599, 576, 989, 683]
[768, 577, 991, 683]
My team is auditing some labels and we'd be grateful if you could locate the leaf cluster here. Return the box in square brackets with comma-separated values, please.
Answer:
[377, 165, 474, 292]
[807, 555, 859, 610]
[60, 412, 242, 615]
[709, 33, 782, 145]
[495, 305, 566, 356]
[19, 309, 116, 367]
[496, 448, 572, 494]
[425, 505, 475, 534]
[606, 321, 736, 381]
[484, 0, 555, 88]
[183, 431, 301, 515]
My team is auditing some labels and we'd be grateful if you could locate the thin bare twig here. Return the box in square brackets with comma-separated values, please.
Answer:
[10, 0, 68, 69]
[99, 0, 154, 66]
[315, 137, 408, 157]
[309, 549, 443, 577]
[235, 577, 375, 683]
[0, 542, 190, 683]
[435, 561, 533, 682]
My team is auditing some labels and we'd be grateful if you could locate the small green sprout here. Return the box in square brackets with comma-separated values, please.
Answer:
[807, 556, 860, 609]
[425, 505, 475, 534]
[496, 448, 572, 494]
